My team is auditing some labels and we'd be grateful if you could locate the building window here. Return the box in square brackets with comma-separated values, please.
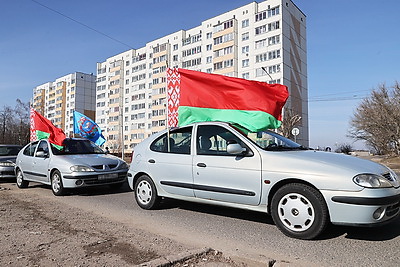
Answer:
[242, 59, 249, 67]
[206, 44, 212, 51]
[242, 19, 249, 28]
[268, 34, 280, 45]
[206, 32, 212, 39]
[242, 46, 249, 54]
[242, 72, 250, 79]
[213, 19, 234, 33]
[255, 6, 280, 22]
[173, 44, 178, 50]
[206, 56, 212, 64]
[242, 32, 249, 41]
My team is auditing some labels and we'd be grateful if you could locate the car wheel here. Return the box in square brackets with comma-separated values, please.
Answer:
[16, 169, 29, 188]
[51, 170, 65, 196]
[134, 175, 160, 210]
[271, 183, 329, 240]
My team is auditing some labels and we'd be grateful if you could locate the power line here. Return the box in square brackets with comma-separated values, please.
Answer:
[31, 0, 134, 49]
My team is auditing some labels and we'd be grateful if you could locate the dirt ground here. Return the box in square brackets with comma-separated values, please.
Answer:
[0, 182, 244, 267]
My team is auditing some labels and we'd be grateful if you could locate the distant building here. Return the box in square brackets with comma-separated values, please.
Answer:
[96, 0, 307, 154]
[32, 72, 97, 137]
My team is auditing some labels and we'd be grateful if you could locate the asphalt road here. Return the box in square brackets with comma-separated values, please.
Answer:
[4, 181, 400, 266]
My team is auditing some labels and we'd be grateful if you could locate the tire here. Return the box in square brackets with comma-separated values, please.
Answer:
[134, 175, 160, 210]
[271, 183, 329, 240]
[51, 170, 65, 196]
[16, 169, 29, 188]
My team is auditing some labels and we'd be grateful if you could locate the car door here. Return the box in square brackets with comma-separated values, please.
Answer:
[18, 141, 39, 181]
[31, 140, 51, 183]
[146, 126, 195, 197]
[193, 125, 262, 206]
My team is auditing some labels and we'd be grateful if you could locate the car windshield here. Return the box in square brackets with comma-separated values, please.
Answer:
[244, 130, 306, 151]
[52, 139, 105, 155]
[0, 145, 22, 156]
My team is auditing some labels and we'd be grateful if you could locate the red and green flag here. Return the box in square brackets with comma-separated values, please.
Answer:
[166, 68, 289, 132]
[30, 108, 66, 149]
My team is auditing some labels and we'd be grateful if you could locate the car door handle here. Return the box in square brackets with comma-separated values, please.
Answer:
[197, 163, 206, 167]
[148, 159, 155, 163]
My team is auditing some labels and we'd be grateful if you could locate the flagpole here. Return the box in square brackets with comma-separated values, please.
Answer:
[166, 63, 171, 152]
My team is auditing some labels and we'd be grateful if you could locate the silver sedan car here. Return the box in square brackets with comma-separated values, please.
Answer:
[15, 138, 128, 196]
[128, 121, 400, 239]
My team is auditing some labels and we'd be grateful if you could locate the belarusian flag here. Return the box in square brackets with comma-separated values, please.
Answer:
[166, 68, 289, 132]
[30, 108, 66, 149]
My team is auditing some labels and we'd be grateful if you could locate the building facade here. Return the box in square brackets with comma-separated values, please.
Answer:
[32, 72, 97, 137]
[96, 0, 307, 154]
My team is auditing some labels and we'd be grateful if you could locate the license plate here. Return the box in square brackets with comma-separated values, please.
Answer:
[98, 173, 118, 180]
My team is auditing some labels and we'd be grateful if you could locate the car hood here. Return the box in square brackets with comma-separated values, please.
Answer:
[263, 150, 390, 174]
[0, 156, 17, 163]
[54, 154, 123, 168]
[260, 150, 392, 190]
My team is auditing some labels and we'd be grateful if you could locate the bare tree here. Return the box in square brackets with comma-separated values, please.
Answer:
[349, 82, 400, 155]
[278, 108, 302, 138]
[0, 99, 30, 145]
[14, 99, 31, 144]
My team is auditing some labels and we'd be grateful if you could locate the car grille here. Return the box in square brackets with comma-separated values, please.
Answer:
[84, 172, 127, 185]
[386, 202, 400, 217]
[91, 164, 118, 170]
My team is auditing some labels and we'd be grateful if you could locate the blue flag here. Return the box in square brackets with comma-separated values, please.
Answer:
[73, 111, 106, 146]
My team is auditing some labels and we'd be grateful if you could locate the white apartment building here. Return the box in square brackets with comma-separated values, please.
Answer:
[96, 0, 307, 154]
[32, 72, 97, 136]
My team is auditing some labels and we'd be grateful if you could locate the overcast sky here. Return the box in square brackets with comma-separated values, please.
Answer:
[1, 0, 399, 149]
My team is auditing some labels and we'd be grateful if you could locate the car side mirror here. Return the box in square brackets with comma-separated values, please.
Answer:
[227, 143, 246, 155]
[36, 150, 48, 158]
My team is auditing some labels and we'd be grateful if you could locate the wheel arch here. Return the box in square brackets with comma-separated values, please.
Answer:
[49, 168, 61, 181]
[133, 171, 151, 186]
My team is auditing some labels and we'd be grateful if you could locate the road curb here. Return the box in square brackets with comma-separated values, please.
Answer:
[137, 247, 213, 267]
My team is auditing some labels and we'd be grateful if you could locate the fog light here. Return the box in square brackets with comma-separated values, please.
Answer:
[373, 207, 384, 220]
[75, 180, 83, 186]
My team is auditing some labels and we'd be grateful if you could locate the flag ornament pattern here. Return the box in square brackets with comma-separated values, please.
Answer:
[166, 68, 289, 132]
[73, 111, 106, 146]
[166, 68, 180, 128]
[30, 108, 66, 148]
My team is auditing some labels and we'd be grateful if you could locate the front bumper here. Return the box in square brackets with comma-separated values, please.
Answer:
[62, 170, 128, 188]
[322, 188, 400, 226]
[0, 166, 16, 178]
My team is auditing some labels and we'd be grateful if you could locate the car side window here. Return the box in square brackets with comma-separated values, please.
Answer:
[36, 140, 49, 157]
[150, 127, 192, 154]
[23, 142, 39, 157]
[197, 125, 249, 156]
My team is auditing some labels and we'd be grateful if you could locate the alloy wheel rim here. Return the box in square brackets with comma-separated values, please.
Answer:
[277, 192, 315, 232]
[17, 172, 23, 186]
[52, 174, 61, 192]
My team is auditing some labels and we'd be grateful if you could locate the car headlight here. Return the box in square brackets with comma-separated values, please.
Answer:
[353, 173, 393, 188]
[70, 165, 94, 172]
[0, 161, 14, 167]
[119, 162, 129, 169]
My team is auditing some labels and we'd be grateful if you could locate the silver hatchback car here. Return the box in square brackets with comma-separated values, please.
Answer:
[15, 138, 128, 196]
[128, 121, 400, 239]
